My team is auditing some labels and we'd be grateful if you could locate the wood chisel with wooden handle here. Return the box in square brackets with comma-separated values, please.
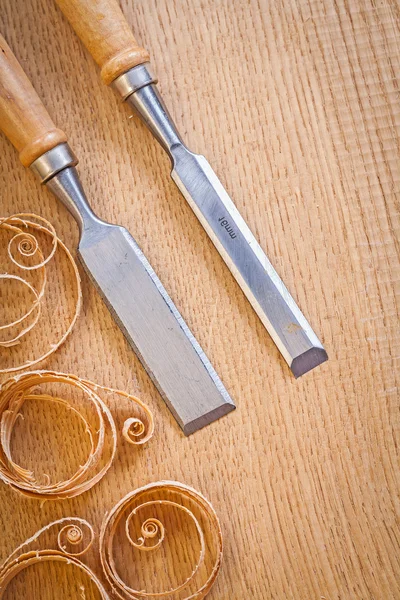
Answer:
[0, 33, 235, 435]
[54, 0, 329, 377]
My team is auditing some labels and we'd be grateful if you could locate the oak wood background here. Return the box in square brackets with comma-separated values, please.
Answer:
[0, 0, 399, 598]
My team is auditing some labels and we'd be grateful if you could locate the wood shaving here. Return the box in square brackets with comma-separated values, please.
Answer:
[0, 214, 81, 373]
[99, 481, 223, 599]
[0, 482, 221, 599]
[0, 370, 154, 499]
[0, 517, 110, 599]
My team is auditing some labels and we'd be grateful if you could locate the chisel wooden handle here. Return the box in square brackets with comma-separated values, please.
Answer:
[55, 0, 150, 85]
[0, 34, 67, 167]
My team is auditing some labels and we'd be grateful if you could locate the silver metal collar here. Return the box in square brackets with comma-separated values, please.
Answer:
[30, 143, 78, 183]
[112, 63, 158, 101]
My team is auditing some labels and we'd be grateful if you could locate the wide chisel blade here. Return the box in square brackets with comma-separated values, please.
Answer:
[47, 169, 235, 435]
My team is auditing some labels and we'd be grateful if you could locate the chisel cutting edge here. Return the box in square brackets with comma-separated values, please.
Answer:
[55, 0, 328, 377]
[0, 34, 235, 435]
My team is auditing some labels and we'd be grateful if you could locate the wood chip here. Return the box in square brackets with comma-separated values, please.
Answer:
[0, 214, 81, 373]
[100, 481, 223, 599]
[0, 370, 154, 499]
[0, 482, 221, 599]
[0, 517, 110, 599]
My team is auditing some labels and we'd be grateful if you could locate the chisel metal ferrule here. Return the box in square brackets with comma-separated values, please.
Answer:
[31, 143, 101, 234]
[30, 142, 78, 183]
[112, 64, 183, 157]
[112, 62, 157, 100]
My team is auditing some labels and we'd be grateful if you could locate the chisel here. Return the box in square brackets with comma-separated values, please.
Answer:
[54, 0, 328, 377]
[0, 33, 235, 435]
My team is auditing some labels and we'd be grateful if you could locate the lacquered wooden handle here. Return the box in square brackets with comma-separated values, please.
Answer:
[55, 0, 150, 86]
[0, 34, 67, 167]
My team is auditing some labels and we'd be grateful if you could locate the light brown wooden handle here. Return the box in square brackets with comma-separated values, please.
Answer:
[0, 34, 67, 167]
[55, 0, 150, 86]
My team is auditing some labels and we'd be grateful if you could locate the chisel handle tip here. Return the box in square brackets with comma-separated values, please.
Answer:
[0, 34, 66, 167]
[55, 0, 149, 85]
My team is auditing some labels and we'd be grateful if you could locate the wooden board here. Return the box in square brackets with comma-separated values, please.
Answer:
[0, 0, 399, 597]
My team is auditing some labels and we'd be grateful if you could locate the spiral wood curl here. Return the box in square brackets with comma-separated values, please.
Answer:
[0, 371, 154, 499]
[0, 214, 81, 373]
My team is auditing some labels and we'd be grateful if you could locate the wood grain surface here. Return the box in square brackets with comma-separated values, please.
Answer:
[0, 0, 399, 598]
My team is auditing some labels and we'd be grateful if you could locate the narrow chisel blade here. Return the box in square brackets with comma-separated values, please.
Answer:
[78, 219, 235, 435]
[170, 145, 328, 377]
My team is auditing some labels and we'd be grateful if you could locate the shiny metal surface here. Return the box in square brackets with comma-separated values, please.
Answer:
[112, 63, 157, 100]
[125, 77, 328, 376]
[170, 147, 328, 376]
[127, 84, 182, 153]
[30, 142, 77, 183]
[46, 165, 101, 233]
[46, 166, 235, 434]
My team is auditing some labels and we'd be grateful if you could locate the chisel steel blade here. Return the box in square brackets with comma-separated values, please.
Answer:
[170, 145, 328, 377]
[80, 224, 235, 434]
[47, 168, 235, 435]
[122, 79, 328, 377]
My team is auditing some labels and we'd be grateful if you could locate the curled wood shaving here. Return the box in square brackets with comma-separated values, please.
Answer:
[0, 518, 111, 599]
[0, 371, 154, 499]
[0, 214, 81, 373]
[99, 481, 223, 600]
[0, 483, 221, 598]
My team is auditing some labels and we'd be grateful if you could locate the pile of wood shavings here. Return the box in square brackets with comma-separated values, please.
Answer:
[0, 213, 81, 373]
[0, 371, 154, 499]
[0, 482, 222, 599]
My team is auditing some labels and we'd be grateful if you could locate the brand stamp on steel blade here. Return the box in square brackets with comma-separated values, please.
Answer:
[218, 216, 237, 239]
